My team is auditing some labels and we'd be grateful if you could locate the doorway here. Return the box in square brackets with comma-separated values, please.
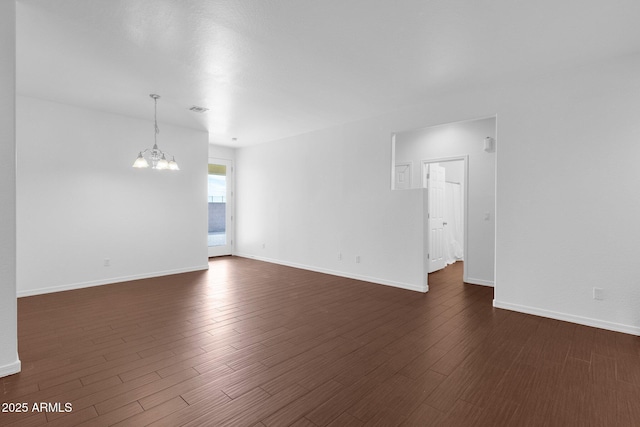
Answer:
[392, 115, 496, 292]
[208, 158, 233, 257]
[423, 158, 467, 277]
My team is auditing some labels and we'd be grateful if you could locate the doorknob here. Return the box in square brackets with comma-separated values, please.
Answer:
[443, 222, 448, 226]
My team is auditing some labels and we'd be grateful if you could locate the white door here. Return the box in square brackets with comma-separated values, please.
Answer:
[427, 163, 446, 273]
[395, 163, 412, 189]
[208, 159, 233, 257]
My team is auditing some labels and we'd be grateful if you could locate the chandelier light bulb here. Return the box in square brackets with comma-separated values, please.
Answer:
[156, 154, 169, 170]
[168, 156, 180, 170]
[132, 152, 149, 168]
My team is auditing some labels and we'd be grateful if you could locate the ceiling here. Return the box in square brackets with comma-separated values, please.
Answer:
[16, 0, 640, 147]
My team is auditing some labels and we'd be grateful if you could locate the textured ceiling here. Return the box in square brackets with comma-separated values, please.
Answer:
[16, 0, 640, 147]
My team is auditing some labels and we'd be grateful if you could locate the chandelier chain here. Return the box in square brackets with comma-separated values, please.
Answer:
[154, 96, 160, 140]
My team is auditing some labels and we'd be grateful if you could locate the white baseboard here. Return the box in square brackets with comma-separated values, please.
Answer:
[464, 277, 494, 287]
[0, 358, 21, 378]
[234, 253, 427, 293]
[17, 264, 210, 298]
[493, 300, 640, 336]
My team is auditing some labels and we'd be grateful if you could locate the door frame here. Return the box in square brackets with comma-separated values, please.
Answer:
[422, 155, 469, 284]
[208, 157, 234, 257]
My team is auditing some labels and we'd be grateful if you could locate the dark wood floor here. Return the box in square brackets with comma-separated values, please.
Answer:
[2, 257, 639, 426]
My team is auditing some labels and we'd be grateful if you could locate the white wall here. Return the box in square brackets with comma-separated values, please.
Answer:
[395, 118, 496, 286]
[0, 0, 20, 378]
[236, 124, 427, 291]
[17, 96, 209, 296]
[495, 56, 640, 335]
[441, 160, 464, 186]
[236, 52, 640, 335]
[208, 144, 235, 161]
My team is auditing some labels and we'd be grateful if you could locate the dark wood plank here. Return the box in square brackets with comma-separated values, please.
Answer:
[0, 257, 636, 427]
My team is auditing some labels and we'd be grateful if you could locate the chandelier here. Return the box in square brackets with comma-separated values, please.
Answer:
[132, 94, 179, 170]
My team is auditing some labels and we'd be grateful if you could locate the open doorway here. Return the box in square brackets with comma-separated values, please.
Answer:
[423, 158, 466, 275]
[392, 116, 496, 292]
[208, 158, 233, 257]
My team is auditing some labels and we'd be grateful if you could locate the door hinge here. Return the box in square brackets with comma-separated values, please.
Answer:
[427, 253, 430, 259]
[231, 215, 233, 221]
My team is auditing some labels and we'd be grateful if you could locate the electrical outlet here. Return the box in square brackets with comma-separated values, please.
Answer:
[262, 243, 266, 249]
[356, 255, 361, 264]
[338, 252, 342, 261]
[104, 258, 110, 267]
[593, 287, 604, 300]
